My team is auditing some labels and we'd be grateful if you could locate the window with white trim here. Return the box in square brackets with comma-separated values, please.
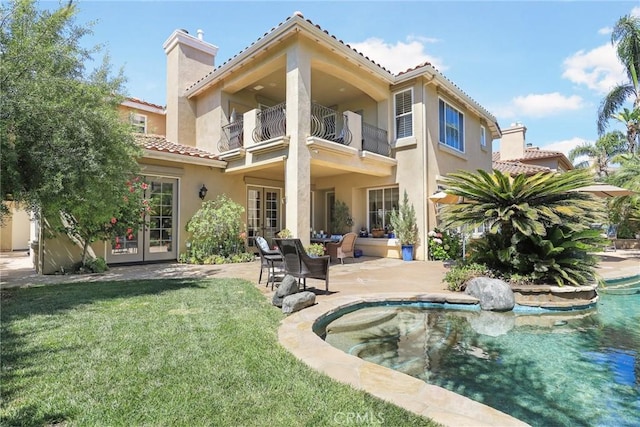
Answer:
[394, 89, 413, 139]
[480, 125, 487, 147]
[130, 113, 147, 134]
[367, 187, 399, 231]
[438, 99, 464, 151]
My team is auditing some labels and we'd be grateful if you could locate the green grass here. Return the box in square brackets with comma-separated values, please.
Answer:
[1, 278, 439, 426]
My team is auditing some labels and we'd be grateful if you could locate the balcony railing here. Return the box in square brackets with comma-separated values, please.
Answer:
[219, 118, 244, 152]
[362, 122, 389, 156]
[253, 103, 286, 143]
[310, 103, 352, 145]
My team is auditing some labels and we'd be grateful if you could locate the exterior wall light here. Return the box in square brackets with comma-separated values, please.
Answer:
[199, 184, 208, 200]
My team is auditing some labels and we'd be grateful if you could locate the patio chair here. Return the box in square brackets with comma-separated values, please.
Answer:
[326, 232, 357, 264]
[601, 224, 618, 252]
[274, 238, 330, 294]
[255, 236, 283, 290]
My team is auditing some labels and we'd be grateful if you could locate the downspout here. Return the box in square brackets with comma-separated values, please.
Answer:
[38, 208, 44, 274]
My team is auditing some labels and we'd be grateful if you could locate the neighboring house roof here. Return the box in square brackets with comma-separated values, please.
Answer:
[135, 134, 218, 160]
[492, 161, 552, 176]
[184, 12, 500, 137]
[492, 148, 574, 174]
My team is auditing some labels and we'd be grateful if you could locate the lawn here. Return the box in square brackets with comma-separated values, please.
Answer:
[1, 277, 439, 426]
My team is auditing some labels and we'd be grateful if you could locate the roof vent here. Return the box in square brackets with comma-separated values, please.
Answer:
[197, 29, 204, 41]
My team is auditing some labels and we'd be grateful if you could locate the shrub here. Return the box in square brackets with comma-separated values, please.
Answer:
[185, 194, 248, 263]
[443, 262, 493, 291]
[427, 228, 462, 260]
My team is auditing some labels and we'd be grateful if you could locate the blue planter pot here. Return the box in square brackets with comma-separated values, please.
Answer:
[401, 245, 413, 261]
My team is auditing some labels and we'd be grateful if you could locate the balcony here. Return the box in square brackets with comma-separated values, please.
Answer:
[218, 103, 390, 159]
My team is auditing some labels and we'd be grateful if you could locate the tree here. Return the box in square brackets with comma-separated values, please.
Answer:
[606, 154, 640, 238]
[597, 14, 640, 154]
[568, 131, 627, 179]
[1, 0, 143, 266]
[389, 190, 419, 246]
[438, 169, 606, 286]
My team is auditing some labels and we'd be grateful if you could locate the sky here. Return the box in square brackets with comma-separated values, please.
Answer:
[56, 0, 639, 156]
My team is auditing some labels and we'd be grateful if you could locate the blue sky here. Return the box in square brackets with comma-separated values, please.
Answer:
[63, 0, 638, 156]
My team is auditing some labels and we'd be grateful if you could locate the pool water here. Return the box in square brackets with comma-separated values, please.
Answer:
[322, 283, 640, 426]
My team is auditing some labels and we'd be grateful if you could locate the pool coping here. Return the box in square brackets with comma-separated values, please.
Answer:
[278, 292, 530, 427]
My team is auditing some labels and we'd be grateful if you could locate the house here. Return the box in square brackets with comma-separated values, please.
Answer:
[34, 12, 500, 273]
[493, 122, 573, 176]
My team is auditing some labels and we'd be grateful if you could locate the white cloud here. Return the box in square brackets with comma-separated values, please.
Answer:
[598, 26, 612, 36]
[347, 36, 446, 74]
[541, 137, 592, 158]
[562, 43, 626, 94]
[633, 6, 640, 17]
[492, 92, 585, 120]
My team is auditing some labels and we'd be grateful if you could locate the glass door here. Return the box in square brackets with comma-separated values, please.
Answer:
[144, 178, 177, 261]
[106, 177, 178, 264]
[247, 186, 281, 251]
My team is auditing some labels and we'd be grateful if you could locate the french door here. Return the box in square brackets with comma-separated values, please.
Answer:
[246, 186, 282, 250]
[106, 177, 178, 264]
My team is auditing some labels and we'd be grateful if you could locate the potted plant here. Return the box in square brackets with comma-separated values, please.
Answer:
[390, 190, 419, 261]
[371, 224, 385, 238]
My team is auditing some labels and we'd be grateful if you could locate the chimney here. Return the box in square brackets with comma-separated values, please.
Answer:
[500, 122, 527, 161]
[163, 29, 219, 146]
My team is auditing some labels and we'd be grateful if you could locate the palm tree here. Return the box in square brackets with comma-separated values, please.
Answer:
[568, 131, 627, 179]
[438, 169, 606, 286]
[610, 108, 639, 154]
[597, 14, 640, 154]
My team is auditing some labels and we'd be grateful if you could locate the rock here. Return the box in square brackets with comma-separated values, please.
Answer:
[465, 277, 515, 311]
[282, 291, 316, 314]
[272, 275, 299, 307]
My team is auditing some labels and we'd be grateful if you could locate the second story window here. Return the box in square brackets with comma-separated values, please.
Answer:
[438, 99, 464, 152]
[480, 125, 487, 148]
[394, 89, 413, 139]
[130, 113, 147, 134]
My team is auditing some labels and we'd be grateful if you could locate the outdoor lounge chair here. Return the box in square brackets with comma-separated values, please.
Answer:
[274, 238, 330, 293]
[326, 232, 357, 264]
[255, 236, 283, 290]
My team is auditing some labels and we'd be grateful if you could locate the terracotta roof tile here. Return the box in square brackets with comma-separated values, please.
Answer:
[135, 134, 218, 160]
[492, 161, 552, 176]
[126, 97, 165, 110]
[493, 148, 565, 162]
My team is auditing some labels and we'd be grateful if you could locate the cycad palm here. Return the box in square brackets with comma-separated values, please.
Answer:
[438, 169, 606, 286]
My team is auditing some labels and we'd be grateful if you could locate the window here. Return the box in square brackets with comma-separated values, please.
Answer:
[394, 89, 413, 139]
[367, 187, 399, 230]
[130, 113, 147, 134]
[480, 125, 487, 147]
[438, 99, 464, 151]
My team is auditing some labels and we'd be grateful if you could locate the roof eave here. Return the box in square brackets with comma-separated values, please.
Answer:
[142, 149, 226, 168]
[187, 15, 395, 99]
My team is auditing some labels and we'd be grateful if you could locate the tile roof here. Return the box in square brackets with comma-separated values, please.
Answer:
[126, 97, 165, 110]
[492, 161, 552, 176]
[492, 148, 566, 162]
[183, 12, 496, 124]
[135, 134, 218, 160]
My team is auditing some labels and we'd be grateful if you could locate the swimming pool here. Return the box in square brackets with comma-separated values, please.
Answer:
[318, 277, 640, 426]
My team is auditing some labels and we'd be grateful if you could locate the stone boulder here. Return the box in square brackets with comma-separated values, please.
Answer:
[272, 275, 299, 307]
[282, 291, 316, 314]
[465, 277, 515, 311]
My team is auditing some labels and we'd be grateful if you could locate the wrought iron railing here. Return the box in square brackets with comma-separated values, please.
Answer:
[310, 103, 352, 145]
[219, 118, 244, 152]
[362, 122, 389, 156]
[252, 103, 286, 142]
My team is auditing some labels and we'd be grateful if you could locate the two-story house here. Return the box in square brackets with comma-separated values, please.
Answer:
[35, 12, 500, 273]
